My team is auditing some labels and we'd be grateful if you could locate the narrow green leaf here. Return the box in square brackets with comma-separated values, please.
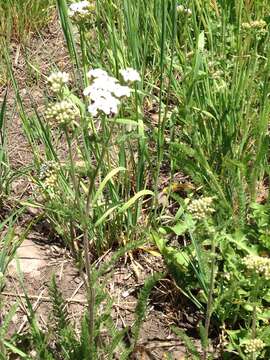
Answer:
[92, 167, 126, 205]
[119, 190, 153, 213]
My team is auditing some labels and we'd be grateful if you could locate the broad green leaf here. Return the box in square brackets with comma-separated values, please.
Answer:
[169, 216, 194, 236]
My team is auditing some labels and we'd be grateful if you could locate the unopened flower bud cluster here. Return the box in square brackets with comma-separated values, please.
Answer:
[176, 5, 192, 16]
[47, 71, 69, 93]
[83, 68, 140, 117]
[187, 196, 215, 220]
[243, 255, 270, 279]
[45, 100, 79, 127]
[68, 1, 95, 22]
[244, 339, 265, 354]
[39, 161, 60, 190]
[242, 20, 267, 35]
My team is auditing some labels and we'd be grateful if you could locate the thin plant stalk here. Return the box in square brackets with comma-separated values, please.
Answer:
[82, 119, 116, 351]
[154, 0, 167, 215]
[203, 230, 216, 360]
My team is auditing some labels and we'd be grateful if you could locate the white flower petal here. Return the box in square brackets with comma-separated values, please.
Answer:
[120, 68, 141, 83]
[87, 69, 108, 79]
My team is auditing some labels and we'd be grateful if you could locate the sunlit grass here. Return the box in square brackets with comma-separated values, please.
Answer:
[0, 0, 55, 43]
[0, 0, 270, 358]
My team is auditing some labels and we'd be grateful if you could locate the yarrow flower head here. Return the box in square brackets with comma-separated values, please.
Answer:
[244, 339, 265, 354]
[87, 69, 109, 79]
[39, 161, 60, 190]
[187, 196, 215, 220]
[176, 4, 192, 16]
[242, 20, 267, 37]
[47, 71, 69, 93]
[45, 100, 79, 128]
[68, 1, 95, 22]
[243, 255, 270, 280]
[242, 19, 267, 30]
[120, 68, 141, 83]
[83, 69, 131, 116]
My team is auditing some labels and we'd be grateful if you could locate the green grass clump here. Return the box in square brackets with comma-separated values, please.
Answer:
[0, 0, 55, 44]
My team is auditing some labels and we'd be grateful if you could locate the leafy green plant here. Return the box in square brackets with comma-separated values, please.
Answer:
[250, 202, 270, 250]
[154, 190, 270, 358]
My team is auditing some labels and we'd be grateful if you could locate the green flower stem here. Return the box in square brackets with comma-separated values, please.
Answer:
[203, 225, 216, 360]
[251, 277, 260, 360]
[64, 126, 95, 350]
[82, 117, 116, 351]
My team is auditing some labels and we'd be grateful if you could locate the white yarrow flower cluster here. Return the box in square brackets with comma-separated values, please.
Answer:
[187, 196, 215, 220]
[243, 255, 270, 280]
[45, 100, 79, 127]
[48, 71, 69, 93]
[176, 5, 192, 16]
[83, 69, 132, 116]
[120, 68, 141, 83]
[244, 339, 265, 354]
[68, 1, 94, 21]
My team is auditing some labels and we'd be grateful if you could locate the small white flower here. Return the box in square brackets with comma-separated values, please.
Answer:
[87, 68, 108, 79]
[69, 1, 90, 16]
[176, 4, 192, 16]
[187, 196, 215, 220]
[88, 95, 120, 116]
[68, 1, 94, 21]
[90, 75, 119, 93]
[45, 100, 79, 126]
[120, 68, 141, 83]
[112, 84, 131, 98]
[244, 339, 265, 354]
[83, 85, 92, 97]
[47, 71, 69, 93]
[176, 4, 185, 13]
[243, 255, 270, 280]
[84, 68, 132, 116]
